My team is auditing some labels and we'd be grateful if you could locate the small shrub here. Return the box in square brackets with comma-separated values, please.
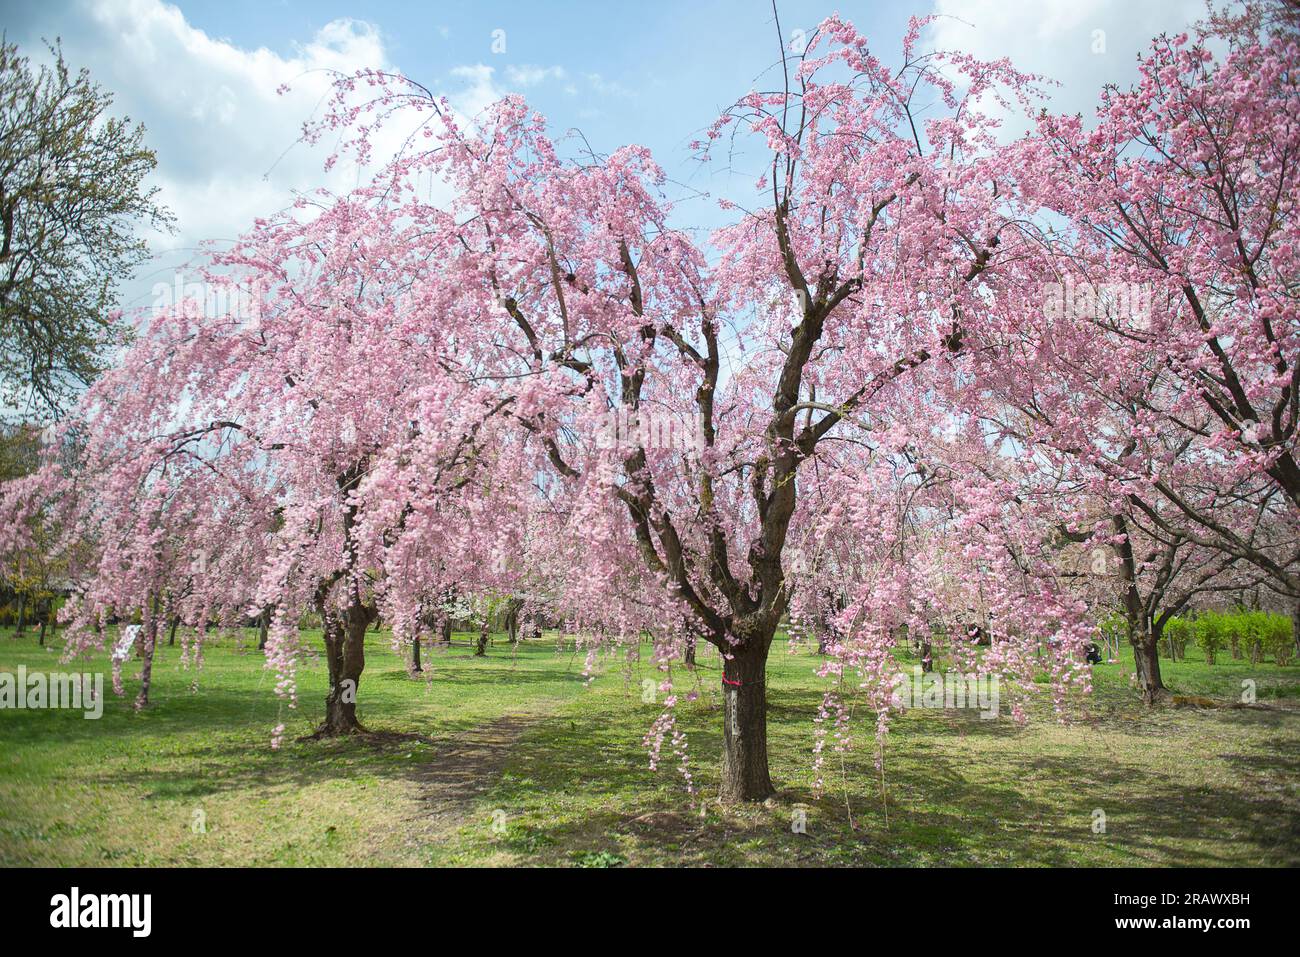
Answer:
[1241, 610, 1267, 665]
[1165, 617, 1191, 662]
[1266, 615, 1295, 667]
[1192, 613, 1224, 665]
[1218, 610, 1245, 661]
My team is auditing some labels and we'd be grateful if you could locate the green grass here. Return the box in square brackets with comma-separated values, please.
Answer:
[1, 625, 1297, 866]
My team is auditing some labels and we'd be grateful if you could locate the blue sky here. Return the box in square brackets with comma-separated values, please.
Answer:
[3, 0, 1208, 311]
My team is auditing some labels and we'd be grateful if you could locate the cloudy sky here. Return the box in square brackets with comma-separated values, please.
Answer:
[3, 0, 1208, 313]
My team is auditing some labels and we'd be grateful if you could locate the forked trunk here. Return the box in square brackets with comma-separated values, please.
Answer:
[319, 605, 368, 735]
[720, 640, 775, 803]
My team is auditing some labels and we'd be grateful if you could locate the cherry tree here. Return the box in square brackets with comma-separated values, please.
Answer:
[301, 14, 1094, 801]
[0, 187, 505, 732]
[953, 1, 1300, 696]
[1021, 2, 1300, 616]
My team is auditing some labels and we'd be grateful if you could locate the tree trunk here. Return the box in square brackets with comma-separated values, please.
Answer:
[475, 621, 490, 657]
[168, 615, 180, 648]
[1293, 600, 1300, 659]
[257, 609, 269, 651]
[505, 603, 520, 645]
[135, 605, 159, 710]
[920, 637, 934, 673]
[411, 630, 422, 673]
[319, 604, 369, 735]
[38, 600, 48, 646]
[720, 640, 775, 803]
[1114, 514, 1164, 704]
[438, 615, 452, 646]
[684, 631, 697, 667]
[1132, 632, 1165, 705]
[15, 593, 25, 635]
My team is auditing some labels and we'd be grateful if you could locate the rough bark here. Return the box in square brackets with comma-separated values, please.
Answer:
[1114, 514, 1165, 705]
[318, 601, 371, 735]
[474, 620, 490, 657]
[720, 637, 775, 803]
[1132, 629, 1166, 705]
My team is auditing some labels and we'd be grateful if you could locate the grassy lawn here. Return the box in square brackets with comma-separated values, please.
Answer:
[1, 624, 1297, 867]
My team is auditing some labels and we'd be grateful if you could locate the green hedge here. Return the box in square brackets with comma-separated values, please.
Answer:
[1169, 610, 1294, 666]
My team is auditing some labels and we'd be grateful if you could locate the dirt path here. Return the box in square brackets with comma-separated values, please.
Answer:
[406, 701, 562, 834]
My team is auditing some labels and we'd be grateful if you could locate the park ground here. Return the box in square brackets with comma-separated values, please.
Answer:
[0, 625, 1297, 867]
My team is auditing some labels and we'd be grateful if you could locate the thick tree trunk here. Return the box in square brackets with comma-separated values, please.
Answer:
[438, 615, 452, 646]
[474, 621, 490, 657]
[168, 615, 180, 648]
[720, 640, 775, 803]
[1132, 631, 1165, 705]
[319, 605, 369, 735]
[411, 630, 422, 672]
[15, 593, 25, 635]
[38, 600, 48, 646]
[256, 609, 269, 651]
[684, 631, 697, 667]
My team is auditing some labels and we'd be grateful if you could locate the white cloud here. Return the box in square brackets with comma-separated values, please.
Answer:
[927, 0, 1205, 124]
[11, 0, 506, 313]
[584, 72, 636, 99]
[449, 64, 510, 118]
[504, 64, 567, 87]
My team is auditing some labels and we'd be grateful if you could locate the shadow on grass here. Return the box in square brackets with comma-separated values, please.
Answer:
[474, 681, 1300, 867]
